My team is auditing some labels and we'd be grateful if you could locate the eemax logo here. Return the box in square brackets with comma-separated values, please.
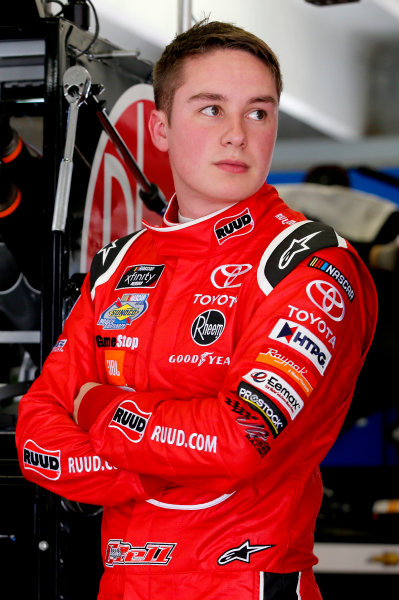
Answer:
[109, 400, 151, 443]
[243, 368, 304, 419]
[214, 208, 254, 244]
[23, 440, 61, 481]
[269, 319, 331, 375]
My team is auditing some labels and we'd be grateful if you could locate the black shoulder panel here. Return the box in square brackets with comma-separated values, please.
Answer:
[89, 231, 140, 292]
[258, 221, 344, 296]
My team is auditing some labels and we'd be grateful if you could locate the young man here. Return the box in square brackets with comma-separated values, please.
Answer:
[16, 21, 377, 599]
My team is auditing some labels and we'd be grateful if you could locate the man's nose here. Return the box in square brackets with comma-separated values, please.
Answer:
[221, 116, 247, 148]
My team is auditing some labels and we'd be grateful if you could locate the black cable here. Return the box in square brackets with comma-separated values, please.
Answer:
[73, 0, 100, 58]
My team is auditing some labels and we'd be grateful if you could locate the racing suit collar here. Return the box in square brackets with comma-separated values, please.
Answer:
[143, 182, 281, 257]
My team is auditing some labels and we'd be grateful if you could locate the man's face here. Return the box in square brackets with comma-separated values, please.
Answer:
[149, 49, 279, 218]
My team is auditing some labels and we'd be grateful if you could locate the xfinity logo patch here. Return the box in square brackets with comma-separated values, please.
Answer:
[214, 208, 254, 244]
[109, 400, 151, 443]
[306, 280, 346, 322]
[269, 319, 332, 375]
[191, 310, 226, 346]
[218, 540, 274, 565]
[23, 440, 61, 481]
[116, 264, 164, 289]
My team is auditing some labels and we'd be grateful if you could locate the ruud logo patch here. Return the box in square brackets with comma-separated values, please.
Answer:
[214, 208, 254, 244]
[116, 264, 165, 289]
[23, 439, 61, 480]
[109, 400, 152, 443]
[191, 310, 226, 346]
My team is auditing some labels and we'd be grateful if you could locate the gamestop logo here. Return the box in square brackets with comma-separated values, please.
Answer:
[23, 440, 61, 481]
[214, 208, 254, 244]
[109, 400, 151, 443]
[269, 319, 332, 375]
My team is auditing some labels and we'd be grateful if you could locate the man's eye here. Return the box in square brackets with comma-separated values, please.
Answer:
[201, 105, 220, 117]
[248, 109, 266, 121]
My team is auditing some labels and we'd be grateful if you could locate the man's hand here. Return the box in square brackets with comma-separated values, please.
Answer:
[73, 382, 100, 424]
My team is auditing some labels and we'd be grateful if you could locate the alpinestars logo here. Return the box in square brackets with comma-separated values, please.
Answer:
[217, 540, 274, 565]
[214, 208, 254, 244]
[105, 539, 176, 566]
[279, 231, 321, 269]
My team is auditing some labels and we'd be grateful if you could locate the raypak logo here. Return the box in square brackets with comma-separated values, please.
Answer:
[23, 440, 61, 481]
[214, 208, 254, 244]
[306, 280, 346, 322]
[109, 400, 151, 443]
[269, 319, 332, 375]
[191, 310, 226, 346]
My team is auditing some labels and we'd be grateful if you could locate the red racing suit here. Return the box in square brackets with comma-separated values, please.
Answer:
[16, 183, 377, 599]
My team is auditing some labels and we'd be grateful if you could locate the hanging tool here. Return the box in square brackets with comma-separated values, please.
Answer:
[52, 65, 92, 232]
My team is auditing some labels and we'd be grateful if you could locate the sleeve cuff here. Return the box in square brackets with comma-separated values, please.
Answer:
[77, 384, 129, 431]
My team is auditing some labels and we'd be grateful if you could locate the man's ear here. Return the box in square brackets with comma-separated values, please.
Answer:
[148, 109, 169, 152]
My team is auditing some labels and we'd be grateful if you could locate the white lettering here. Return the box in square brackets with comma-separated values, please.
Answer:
[168, 354, 230, 366]
[116, 334, 139, 349]
[151, 427, 217, 453]
[287, 305, 335, 346]
[68, 456, 116, 473]
[193, 294, 237, 308]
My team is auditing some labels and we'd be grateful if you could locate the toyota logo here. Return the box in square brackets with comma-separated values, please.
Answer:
[211, 264, 252, 289]
[306, 280, 345, 322]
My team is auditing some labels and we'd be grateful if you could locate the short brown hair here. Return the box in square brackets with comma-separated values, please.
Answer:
[152, 19, 283, 121]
